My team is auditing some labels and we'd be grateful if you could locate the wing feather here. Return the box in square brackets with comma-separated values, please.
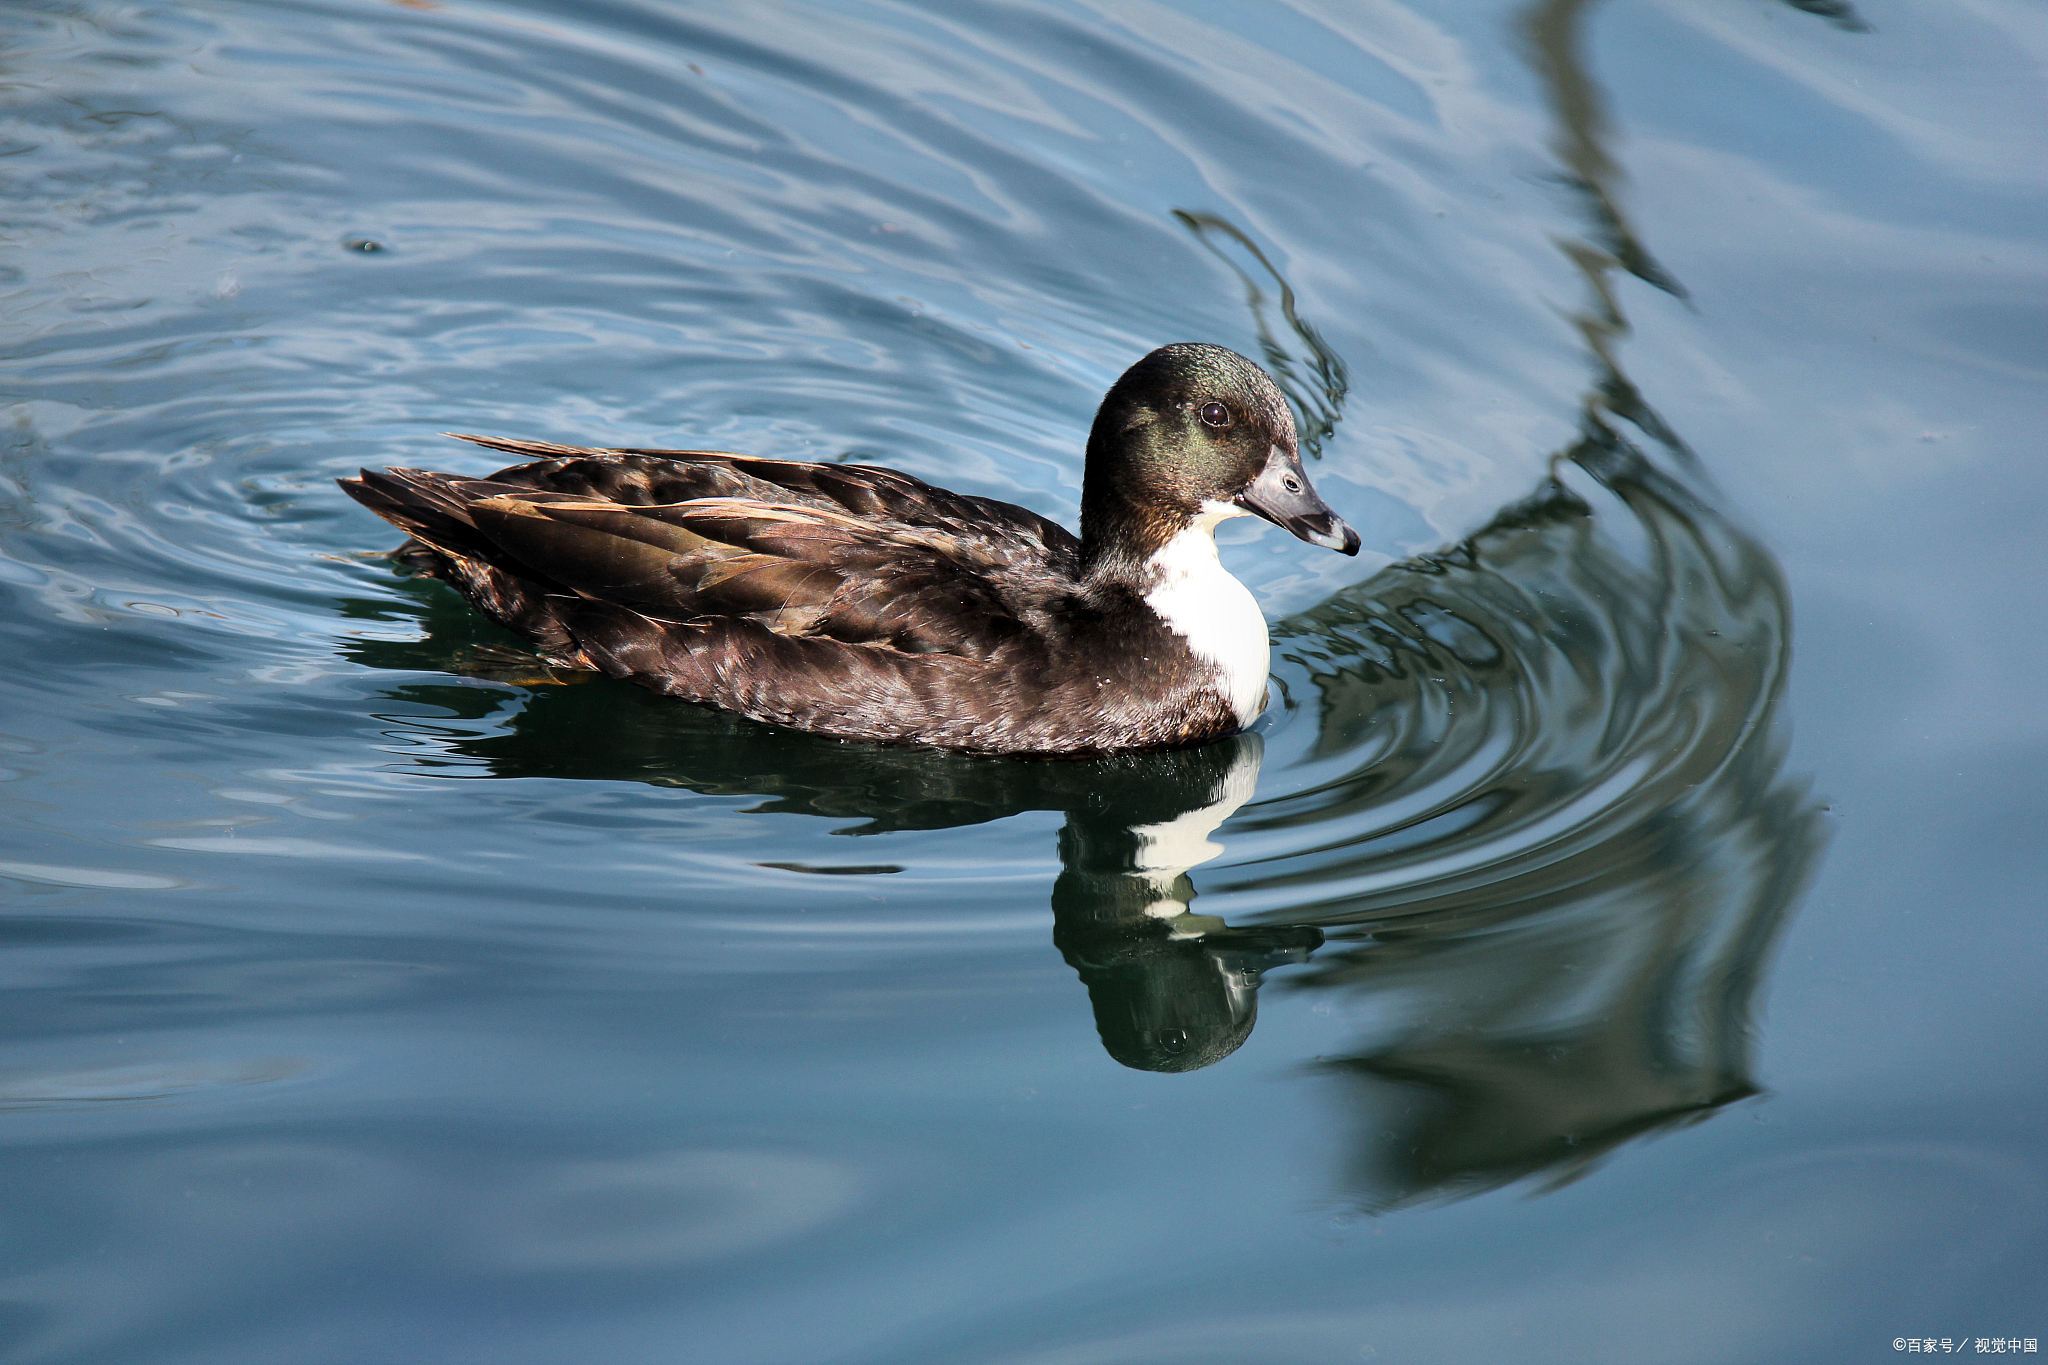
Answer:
[346, 439, 1079, 667]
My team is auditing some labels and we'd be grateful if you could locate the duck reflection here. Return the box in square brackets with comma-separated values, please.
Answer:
[342, 601, 1317, 1071]
[1048, 734, 1319, 1072]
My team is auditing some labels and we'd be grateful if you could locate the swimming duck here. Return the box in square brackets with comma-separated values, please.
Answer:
[341, 342, 1358, 755]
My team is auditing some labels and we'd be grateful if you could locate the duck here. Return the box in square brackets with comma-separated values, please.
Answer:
[340, 342, 1359, 756]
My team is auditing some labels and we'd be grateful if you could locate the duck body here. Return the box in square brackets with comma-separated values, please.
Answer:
[342, 344, 1358, 756]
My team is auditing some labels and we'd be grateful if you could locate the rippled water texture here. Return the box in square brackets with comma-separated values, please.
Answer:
[5, 1, 2045, 1360]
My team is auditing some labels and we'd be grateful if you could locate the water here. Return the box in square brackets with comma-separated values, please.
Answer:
[4, 1, 2045, 1359]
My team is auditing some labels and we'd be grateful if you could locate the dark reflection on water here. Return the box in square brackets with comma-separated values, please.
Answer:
[1048, 735, 1321, 1073]
[1176, 210, 1349, 463]
[1779, 0, 1871, 34]
[1272, 422, 1821, 1207]
[1238, 0, 1822, 1206]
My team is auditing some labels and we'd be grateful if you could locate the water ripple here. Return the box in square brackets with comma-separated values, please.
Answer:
[0, 0, 1868, 1329]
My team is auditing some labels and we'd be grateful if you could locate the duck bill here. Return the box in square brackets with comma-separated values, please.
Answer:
[1237, 446, 1360, 555]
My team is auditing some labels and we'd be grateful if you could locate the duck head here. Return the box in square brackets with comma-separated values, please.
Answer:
[1080, 342, 1360, 571]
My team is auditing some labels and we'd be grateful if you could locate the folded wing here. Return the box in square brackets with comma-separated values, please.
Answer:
[342, 438, 1080, 664]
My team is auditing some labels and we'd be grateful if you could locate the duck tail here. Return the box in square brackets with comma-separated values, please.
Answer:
[341, 466, 583, 657]
[338, 466, 490, 560]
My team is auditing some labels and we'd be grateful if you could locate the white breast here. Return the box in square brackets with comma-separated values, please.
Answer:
[1142, 501, 1271, 725]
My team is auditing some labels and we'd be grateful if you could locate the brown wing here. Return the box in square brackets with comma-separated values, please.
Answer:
[342, 437, 1080, 663]
[446, 434, 1076, 563]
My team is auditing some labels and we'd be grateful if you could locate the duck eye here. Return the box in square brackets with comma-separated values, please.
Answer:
[1198, 401, 1231, 428]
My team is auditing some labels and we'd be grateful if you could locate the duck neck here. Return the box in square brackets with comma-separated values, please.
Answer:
[1080, 507, 1175, 588]
[1079, 427, 1180, 586]
[1082, 495, 1242, 588]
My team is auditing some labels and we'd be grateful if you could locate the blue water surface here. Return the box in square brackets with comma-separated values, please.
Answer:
[3, 1, 2045, 1360]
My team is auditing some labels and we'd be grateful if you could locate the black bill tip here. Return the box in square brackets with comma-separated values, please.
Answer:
[1238, 447, 1361, 556]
